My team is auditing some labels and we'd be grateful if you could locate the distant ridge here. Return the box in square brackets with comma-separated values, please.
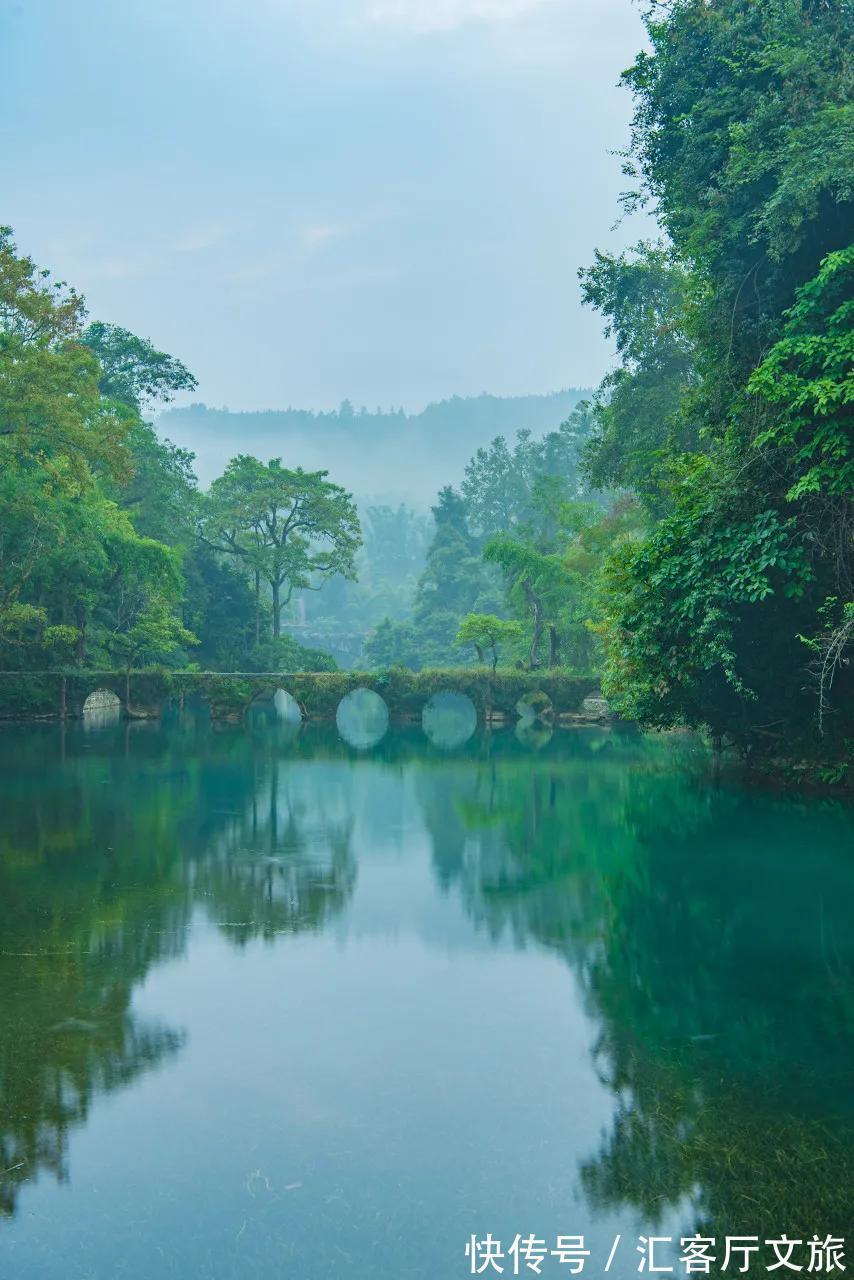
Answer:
[158, 389, 591, 503]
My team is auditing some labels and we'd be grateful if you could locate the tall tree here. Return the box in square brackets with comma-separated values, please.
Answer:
[0, 228, 127, 482]
[408, 487, 503, 667]
[579, 243, 696, 510]
[104, 421, 198, 545]
[461, 410, 594, 540]
[0, 229, 202, 673]
[202, 457, 361, 639]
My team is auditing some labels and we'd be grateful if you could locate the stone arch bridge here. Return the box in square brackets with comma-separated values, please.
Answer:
[0, 670, 603, 724]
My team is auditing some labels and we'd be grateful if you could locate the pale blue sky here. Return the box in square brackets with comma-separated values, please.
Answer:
[1, 0, 649, 411]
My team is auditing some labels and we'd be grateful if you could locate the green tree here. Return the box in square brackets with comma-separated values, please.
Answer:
[462, 411, 594, 539]
[364, 488, 502, 670]
[579, 243, 696, 509]
[0, 227, 127, 483]
[82, 321, 197, 413]
[363, 617, 419, 668]
[749, 245, 853, 514]
[409, 487, 504, 667]
[587, 0, 854, 756]
[202, 457, 361, 640]
[94, 527, 197, 672]
[456, 613, 523, 671]
[0, 229, 206, 675]
[106, 420, 198, 544]
[181, 544, 257, 670]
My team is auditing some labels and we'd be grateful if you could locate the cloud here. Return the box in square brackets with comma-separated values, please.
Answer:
[363, 0, 553, 32]
[171, 222, 228, 253]
[301, 223, 346, 250]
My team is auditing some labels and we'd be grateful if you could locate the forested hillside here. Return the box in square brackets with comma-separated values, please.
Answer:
[157, 391, 589, 499]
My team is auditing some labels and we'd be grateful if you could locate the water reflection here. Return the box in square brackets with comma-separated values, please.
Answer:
[196, 755, 356, 944]
[335, 687, 389, 749]
[422, 690, 477, 750]
[515, 717, 554, 749]
[81, 688, 122, 732]
[0, 720, 851, 1272]
[419, 736, 854, 1240]
[273, 688, 302, 724]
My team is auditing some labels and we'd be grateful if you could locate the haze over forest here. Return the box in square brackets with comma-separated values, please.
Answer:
[157, 389, 589, 501]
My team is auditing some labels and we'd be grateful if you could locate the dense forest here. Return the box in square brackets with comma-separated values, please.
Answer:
[0, 0, 851, 775]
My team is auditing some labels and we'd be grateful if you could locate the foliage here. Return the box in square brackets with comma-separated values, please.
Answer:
[483, 494, 645, 673]
[364, 487, 503, 670]
[0, 227, 127, 481]
[579, 242, 697, 509]
[749, 245, 854, 509]
[0, 230, 325, 678]
[587, 0, 854, 755]
[303, 503, 432, 642]
[107, 419, 198, 544]
[242, 634, 337, 674]
[461, 408, 595, 538]
[365, 420, 611, 675]
[83, 321, 197, 413]
[456, 613, 524, 671]
[201, 456, 361, 639]
[600, 464, 814, 735]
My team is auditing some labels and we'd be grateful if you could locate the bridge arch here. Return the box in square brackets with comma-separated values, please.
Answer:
[336, 688, 389, 750]
[422, 690, 477, 750]
[247, 687, 304, 730]
[82, 687, 122, 730]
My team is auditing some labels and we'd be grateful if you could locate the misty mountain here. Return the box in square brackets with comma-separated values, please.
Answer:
[156, 389, 591, 504]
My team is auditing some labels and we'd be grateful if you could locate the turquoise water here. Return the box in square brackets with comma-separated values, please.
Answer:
[0, 716, 852, 1278]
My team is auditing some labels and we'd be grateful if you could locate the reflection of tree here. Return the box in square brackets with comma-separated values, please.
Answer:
[415, 731, 854, 1240]
[4, 715, 853, 1241]
[575, 796, 854, 1240]
[0, 728, 192, 1215]
[417, 729, 678, 937]
[0, 926, 185, 1216]
[0, 721, 358, 1214]
[194, 756, 357, 945]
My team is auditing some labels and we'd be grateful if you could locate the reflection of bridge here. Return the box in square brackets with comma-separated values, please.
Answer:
[0, 670, 602, 724]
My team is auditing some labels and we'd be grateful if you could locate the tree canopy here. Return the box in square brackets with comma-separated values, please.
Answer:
[585, 0, 853, 759]
[201, 457, 361, 639]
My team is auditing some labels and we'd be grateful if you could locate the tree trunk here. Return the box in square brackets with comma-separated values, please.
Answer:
[271, 580, 281, 639]
[547, 624, 559, 669]
[491, 641, 498, 673]
[474, 642, 485, 665]
[75, 607, 87, 667]
[254, 570, 261, 645]
[522, 578, 543, 669]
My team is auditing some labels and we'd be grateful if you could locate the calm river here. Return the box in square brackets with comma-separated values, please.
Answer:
[0, 712, 852, 1278]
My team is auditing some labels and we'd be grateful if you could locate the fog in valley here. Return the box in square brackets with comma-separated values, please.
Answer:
[157, 388, 589, 504]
